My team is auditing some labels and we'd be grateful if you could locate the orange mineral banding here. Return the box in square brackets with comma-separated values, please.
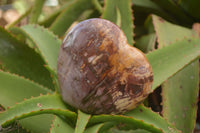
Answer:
[57, 18, 153, 114]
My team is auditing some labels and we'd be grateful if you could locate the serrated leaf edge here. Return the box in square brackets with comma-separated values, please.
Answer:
[0, 93, 77, 127]
[88, 114, 163, 133]
[0, 69, 53, 94]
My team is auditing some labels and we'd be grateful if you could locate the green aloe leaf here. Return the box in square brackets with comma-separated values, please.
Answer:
[50, 116, 74, 133]
[0, 26, 54, 89]
[77, 9, 95, 22]
[0, 70, 52, 107]
[20, 25, 61, 72]
[152, 15, 195, 47]
[49, 0, 94, 37]
[98, 122, 120, 133]
[84, 124, 104, 133]
[174, 0, 200, 20]
[107, 128, 151, 133]
[0, 70, 54, 133]
[75, 110, 91, 133]
[88, 113, 163, 133]
[0, 94, 76, 127]
[8, 26, 37, 49]
[102, 0, 134, 45]
[90, 105, 177, 132]
[39, 0, 74, 27]
[135, 33, 156, 53]
[126, 105, 180, 133]
[91, 0, 103, 13]
[29, 0, 45, 23]
[162, 62, 199, 133]
[150, 0, 193, 25]
[19, 114, 54, 133]
[39, 10, 60, 28]
[20, 24, 62, 92]
[132, 0, 161, 11]
[132, 0, 172, 22]
[5, 7, 32, 29]
[152, 15, 199, 133]
[99, 122, 154, 133]
[146, 38, 200, 91]
[0, 123, 30, 133]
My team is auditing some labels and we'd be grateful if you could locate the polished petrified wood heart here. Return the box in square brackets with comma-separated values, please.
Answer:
[57, 18, 153, 114]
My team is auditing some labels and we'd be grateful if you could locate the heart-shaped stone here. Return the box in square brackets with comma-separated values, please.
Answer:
[57, 18, 153, 114]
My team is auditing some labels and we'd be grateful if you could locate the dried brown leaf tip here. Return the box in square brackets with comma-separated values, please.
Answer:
[193, 23, 200, 37]
[57, 18, 153, 114]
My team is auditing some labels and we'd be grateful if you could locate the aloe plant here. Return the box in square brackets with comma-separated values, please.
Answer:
[0, 0, 200, 133]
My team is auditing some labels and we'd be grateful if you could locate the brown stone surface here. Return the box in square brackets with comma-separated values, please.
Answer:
[57, 18, 153, 114]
